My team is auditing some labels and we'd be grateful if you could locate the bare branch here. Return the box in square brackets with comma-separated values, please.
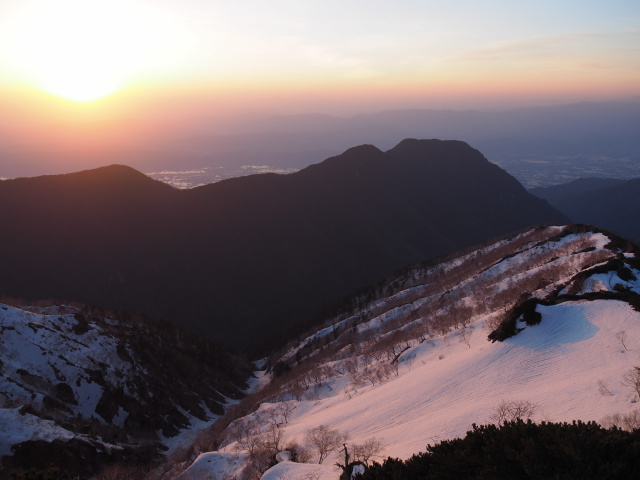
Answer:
[489, 399, 538, 424]
[616, 330, 628, 351]
[305, 425, 349, 464]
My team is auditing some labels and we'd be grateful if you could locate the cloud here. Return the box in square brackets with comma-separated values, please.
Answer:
[456, 31, 640, 63]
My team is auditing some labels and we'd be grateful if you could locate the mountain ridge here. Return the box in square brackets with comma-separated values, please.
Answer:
[0, 139, 568, 350]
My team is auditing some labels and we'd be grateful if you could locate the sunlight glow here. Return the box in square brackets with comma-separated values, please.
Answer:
[0, 0, 637, 111]
[7, 0, 170, 102]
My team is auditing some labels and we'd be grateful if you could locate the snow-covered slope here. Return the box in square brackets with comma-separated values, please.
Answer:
[0, 305, 251, 476]
[272, 299, 638, 457]
[172, 225, 640, 480]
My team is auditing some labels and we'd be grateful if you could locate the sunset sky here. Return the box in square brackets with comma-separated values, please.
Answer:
[0, 0, 638, 116]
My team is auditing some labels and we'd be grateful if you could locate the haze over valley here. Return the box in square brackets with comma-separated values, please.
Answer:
[2, 101, 639, 190]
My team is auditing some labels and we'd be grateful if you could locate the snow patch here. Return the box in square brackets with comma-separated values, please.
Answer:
[0, 409, 75, 457]
[261, 461, 340, 480]
[172, 451, 249, 480]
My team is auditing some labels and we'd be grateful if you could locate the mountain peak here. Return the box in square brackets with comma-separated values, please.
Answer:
[388, 138, 472, 154]
[62, 164, 175, 190]
[342, 143, 383, 157]
[1, 163, 174, 196]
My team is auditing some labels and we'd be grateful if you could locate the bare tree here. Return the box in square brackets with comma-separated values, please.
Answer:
[597, 379, 613, 396]
[360, 352, 374, 370]
[622, 366, 640, 397]
[389, 359, 400, 377]
[404, 353, 416, 371]
[343, 357, 359, 376]
[305, 425, 349, 464]
[360, 363, 393, 386]
[351, 437, 385, 465]
[284, 441, 313, 464]
[309, 366, 324, 384]
[230, 413, 291, 479]
[616, 330, 628, 351]
[231, 416, 263, 454]
[459, 328, 472, 349]
[601, 409, 640, 432]
[319, 364, 335, 384]
[284, 377, 306, 401]
[240, 444, 275, 480]
[264, 422, 285, 452]
[275, 401, 296, 425]
[489, 399, 538, 424]
[359, 367, 377, 387]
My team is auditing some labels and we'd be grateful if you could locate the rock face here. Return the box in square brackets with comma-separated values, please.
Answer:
[0, 139, 567, 350]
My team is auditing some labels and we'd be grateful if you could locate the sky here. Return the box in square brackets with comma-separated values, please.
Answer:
[0, 0, 638, 115]
[0, 0, 638, 178]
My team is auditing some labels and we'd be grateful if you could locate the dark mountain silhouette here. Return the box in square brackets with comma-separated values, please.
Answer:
[531, 177, 640, 243]
[529, 177, 625, 205]
[4, 101, 639, 185]
[0, 139, 568, 350]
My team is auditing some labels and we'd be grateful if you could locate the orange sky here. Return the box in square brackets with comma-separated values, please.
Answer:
[0, 0, 638, 166]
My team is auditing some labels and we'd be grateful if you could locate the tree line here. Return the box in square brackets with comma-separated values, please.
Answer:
[359, 419, 640, 480]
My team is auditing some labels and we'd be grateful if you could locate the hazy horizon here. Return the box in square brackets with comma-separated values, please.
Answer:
[0, 1, 639, 178]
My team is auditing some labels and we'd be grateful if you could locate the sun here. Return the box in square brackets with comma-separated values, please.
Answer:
[7, 0, 165, 103]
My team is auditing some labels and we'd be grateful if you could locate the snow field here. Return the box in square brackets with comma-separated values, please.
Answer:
[262, 298, 640, 473]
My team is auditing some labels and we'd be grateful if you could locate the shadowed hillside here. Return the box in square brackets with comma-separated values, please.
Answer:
[529, 177, 625, 205]
[531, 177, 640, 243]
[0, 303, 252, 478]
[0, 139, 567, 350]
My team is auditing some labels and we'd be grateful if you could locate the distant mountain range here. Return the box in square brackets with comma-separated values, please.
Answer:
[0, 139, 567, 350]
[2, 101, 639, 188]
[531, 177, 640, 242]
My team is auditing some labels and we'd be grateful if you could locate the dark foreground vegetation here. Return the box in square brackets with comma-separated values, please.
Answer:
[360, 420, 640, 480]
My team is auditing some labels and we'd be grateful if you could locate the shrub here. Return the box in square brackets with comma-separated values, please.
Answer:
[617, 266, 637, 282]
[489, 399, 538, 424]
[488, 297, 542, 342]
[361, 420, 640, 479]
